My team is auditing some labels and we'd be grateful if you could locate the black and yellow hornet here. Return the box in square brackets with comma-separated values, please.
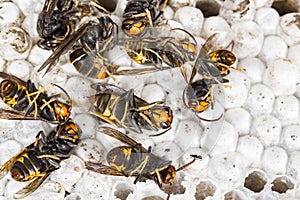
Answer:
[37, 0, 111, 50]
[90, 83, 173, 136]
[0, 119, 81, 199]
[38, 15, 119, 79]
[182, 33, 245, 121]
[119, 28, 198, 81]
[38, 15, 166, 80]
[122, 0, 169, 37]
[86, 127, 200, 200]
[0, 72, 72, 124]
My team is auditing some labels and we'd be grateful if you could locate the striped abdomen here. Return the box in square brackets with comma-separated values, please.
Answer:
[10, 150, 47, 182]
[170, 38, 198, 62]
[125, 40, 162, 65]
[93, 93, 130, 125]
[184, 79, 212, 113]
[0, 80, 29, 111]
[107, 146, 170, 176]
[122, 0, 158, 36]
[107, 146, 147, 175]
[70, 49, 111, 79]
[94, 93, 114, 116]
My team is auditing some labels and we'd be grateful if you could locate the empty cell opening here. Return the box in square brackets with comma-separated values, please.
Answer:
[271, 176, 294, 194]
[142, 196, 164, 200]
[196, 0, 220, 17]
[272, 0, 299, 16]
[244, 171, 267, 193]
[114, 183, 133, 200]
[194, 180, 216, 200]
[98, 0, 118, 12]
[224, 190, 247, 200]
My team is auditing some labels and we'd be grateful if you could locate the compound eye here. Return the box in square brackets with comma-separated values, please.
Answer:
[188, 100, 197, 107]
[122, 19, 134, 30]
[160, 122, 169, 129]
[223, 52, 236, 65]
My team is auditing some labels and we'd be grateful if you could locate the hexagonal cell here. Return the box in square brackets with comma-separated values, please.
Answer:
[244, 171, 267, 193]
[129, 183, 166, 200]
[196, 0, 220, 17]
[98, 0, 118, 12]
[142, 196, 164, 200]
[194, 180, 216, 200]
[272, 0, 299, 16]
[114, 182, 133, 200]
[224, 190, 247, 200]
[271, 176, 294, 193]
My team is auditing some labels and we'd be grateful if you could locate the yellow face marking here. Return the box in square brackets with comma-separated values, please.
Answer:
[97, 71, 108, 79]
[127, 22, 146, 36]
[164, 166, 176, 183]
[208, 51, 219, 63]
[54, 103, 70, 120]
[195, 101, 209, 112]
[66, 124, 76, 134]
[153, 110, 171, 125]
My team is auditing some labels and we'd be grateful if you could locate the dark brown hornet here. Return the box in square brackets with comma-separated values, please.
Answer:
[183, 33, 244, 121]
[37, 0, 76, 50]
[118, 29, 198, 81]
[37, 0, 111, 50]
[38, 15, 121, 79]
[122, 0, 169, 37]
[86, 127, 200, 200]
[89, 83, 173, 136]
[0, 72, 72, 124]
[0, 119, 81, 199]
